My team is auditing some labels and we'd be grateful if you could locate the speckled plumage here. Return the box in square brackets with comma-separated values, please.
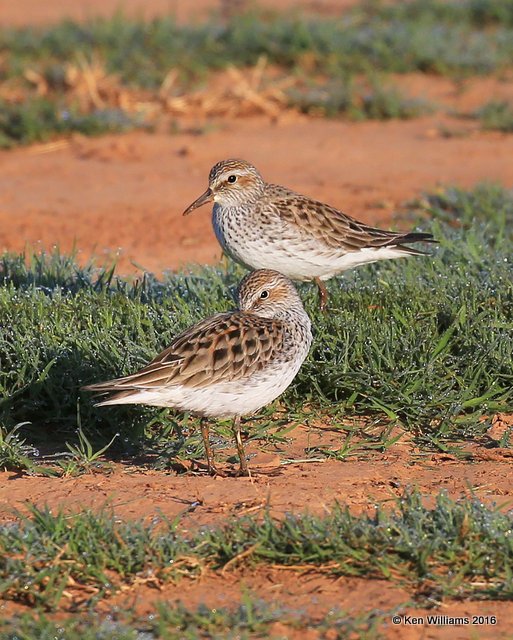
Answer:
[83, 269, 312, 476]
[184, 159, 436, 307]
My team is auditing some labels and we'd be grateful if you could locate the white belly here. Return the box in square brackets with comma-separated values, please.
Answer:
[98, 354, 307, 418]
[212, 205, 412, 281]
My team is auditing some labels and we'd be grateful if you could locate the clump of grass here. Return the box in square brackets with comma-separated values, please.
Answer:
[363, 0, 513, 29]
[0, 98, 139, 148]
[0, 423, 39, 473]
[412, 182, 513, 230]
[56, 426, 118, 476]
[289, 77, 432, 120]
[355, 83, 432, 120]
[288, 79, 355, 117]
[0, 492, 512, 609]
[476, 100, 513, 132]
[0, 250, 125, 295]
[0, 600, 385, 639]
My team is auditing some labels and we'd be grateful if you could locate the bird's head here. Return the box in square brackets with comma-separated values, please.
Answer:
[183, 159, 265, 214]
[237, 269, 305, 320]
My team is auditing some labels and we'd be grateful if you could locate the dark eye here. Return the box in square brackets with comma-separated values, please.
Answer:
[260, 290, 269, 299]
[227, 175, 237, 184]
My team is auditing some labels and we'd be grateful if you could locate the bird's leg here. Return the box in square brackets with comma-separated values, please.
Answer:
[200, 419, 217, 476]
[232, 416, 249, 476]
[314, 277, 328, 311]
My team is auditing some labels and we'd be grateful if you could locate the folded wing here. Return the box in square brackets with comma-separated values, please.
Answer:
[265, 184, 435, 253]
[82, 312, 285, 398]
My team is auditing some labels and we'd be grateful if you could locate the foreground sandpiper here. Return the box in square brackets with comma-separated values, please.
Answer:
[184, 159, 436, 309]
[83, 269, 312, 476]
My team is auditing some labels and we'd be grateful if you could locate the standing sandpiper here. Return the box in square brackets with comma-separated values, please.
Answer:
[183, 159, 436, 309]
[82, 269, 312, 476]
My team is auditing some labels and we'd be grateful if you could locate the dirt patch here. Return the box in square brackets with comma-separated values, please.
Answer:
[1, 0, 360, 27]
[2, 95, 513, 274]
[2, 424, 513, 638]
[2, 424, 513, 528]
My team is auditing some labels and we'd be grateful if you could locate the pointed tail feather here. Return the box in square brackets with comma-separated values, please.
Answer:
[383, 230, 437, 256]
[82, 379, 141, 406]
[393, 231, 437, 245]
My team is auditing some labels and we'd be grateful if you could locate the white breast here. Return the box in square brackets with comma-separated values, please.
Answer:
[212, 204, 412, 281]
[99, 354, 308, 418]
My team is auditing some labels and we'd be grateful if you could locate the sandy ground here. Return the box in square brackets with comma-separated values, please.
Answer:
[2, 1, 513, 637]
[1, 423, 513, 637]
[2, 107, 513, 275]
[1, 0, 358, 27]
[2, 425, 513, 528]
[1, 70, 513, 274]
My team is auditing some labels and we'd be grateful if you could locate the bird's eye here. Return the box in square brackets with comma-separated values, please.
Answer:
[260, 290, 269, 299]
[227, 175, 237, 184]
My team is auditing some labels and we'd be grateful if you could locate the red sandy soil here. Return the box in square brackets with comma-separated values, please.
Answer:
[2, 0, 358, 27]
[2, 424, 513, 528]
[1, 70, 513, 273]
[1, 421, 513, 637]
[2, 2, 513, 637]
[1, 101, 513, 274]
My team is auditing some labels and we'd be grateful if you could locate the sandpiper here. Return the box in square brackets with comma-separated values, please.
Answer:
[82, 269, 312, 476]
[184, 159, 436, 309]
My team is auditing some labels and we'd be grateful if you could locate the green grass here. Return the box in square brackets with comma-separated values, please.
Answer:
[1, 1, 512, 145]
[363, 0, 513, 28]
[2, 2, 513, 89]
[0, 98, 144, 148]
[0, 423, 40, 473]
[288, 77, 432, 120]
[477, 100, 513, 132]
[0, 492, 512, 610]
[0, 183, 512, 465]
[0, 601, 385, 639]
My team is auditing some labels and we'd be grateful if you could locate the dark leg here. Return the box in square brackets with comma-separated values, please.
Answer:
[314, 277, 328, 311]
[232, 416, 249, 476]
[200, 419, 217, 476]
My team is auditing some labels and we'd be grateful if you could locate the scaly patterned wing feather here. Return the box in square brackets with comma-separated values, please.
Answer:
[263, 184, 433, 251]
[83, 311, 285, 392]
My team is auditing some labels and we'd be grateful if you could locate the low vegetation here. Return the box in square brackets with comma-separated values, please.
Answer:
[1, 0, 513, 145]
[366, 0, 513, 27]
[477, 99, 513, 132]
[0, 98, 141, 148]
[0, 98, 143, 149]
[0, 601, 385, 639]
[0, 492, 511, 610]
[0, 184, 511, 468]
[2, 1, 513, 86]
[288, 77, 432, 120]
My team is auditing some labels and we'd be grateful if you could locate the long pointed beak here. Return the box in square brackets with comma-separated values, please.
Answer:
[183, 188, 213, 216]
